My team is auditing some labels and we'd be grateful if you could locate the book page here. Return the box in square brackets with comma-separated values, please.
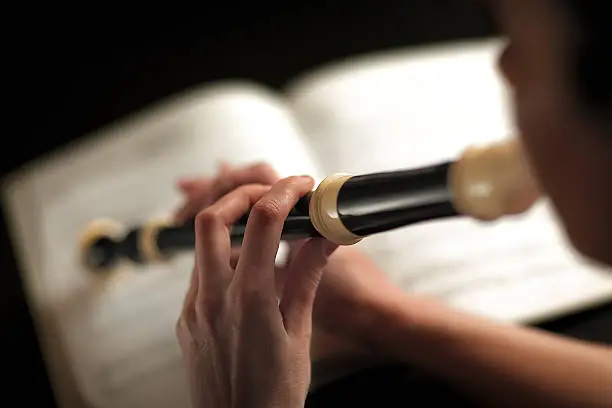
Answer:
[2, 81, 324, 408]
[285, 38, 612, 324]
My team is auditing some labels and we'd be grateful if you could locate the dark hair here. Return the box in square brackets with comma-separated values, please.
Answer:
[563, 1, 612, 110]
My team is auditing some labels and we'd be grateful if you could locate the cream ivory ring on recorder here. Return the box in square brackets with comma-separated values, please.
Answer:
[449, 138, 540, 221]
[139, 218, 176, 263]
[309, 174, 363, 246]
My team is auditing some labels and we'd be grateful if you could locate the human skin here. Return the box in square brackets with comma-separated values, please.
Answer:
[176, 2, 612, 407]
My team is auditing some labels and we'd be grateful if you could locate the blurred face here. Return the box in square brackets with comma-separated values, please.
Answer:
[488, 0, 612, 266]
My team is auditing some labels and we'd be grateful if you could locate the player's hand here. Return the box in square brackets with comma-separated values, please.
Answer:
[176, 177, 336, 408]
[174, 162, 397, 382]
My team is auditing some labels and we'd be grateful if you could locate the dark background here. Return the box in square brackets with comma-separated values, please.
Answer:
[2, 2, 611, 406]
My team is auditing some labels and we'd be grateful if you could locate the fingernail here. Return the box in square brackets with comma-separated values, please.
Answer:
[299, 175, 314, 182]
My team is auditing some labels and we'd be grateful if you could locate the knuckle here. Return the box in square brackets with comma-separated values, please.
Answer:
[230, 276, 266, 302]
[239, 286, 271, 309]
[233, 185, 261, 207]
[195, 209, 222, 231]
[251, 198, 284, 222]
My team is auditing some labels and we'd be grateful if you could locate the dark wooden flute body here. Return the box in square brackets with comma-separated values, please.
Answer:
[80, 139, 540, 272]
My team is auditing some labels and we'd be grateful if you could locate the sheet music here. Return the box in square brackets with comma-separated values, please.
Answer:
[285, 38, 612, 323]
[2, 81, 324, 408]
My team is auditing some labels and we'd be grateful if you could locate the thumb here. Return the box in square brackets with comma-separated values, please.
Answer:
[279, 238, 338, 336]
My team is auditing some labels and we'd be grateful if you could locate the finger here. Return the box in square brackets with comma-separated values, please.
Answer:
[212, 163, 234, 200]
[174, 178, 215, 223]
[217, 160, 233, 175]
[177, 177, 207, 194]
[235, 176, 315, 294]
[213, 162, 280, 200]
[181, 265, 199, 316]
[215, 160, 233, 193]
[176, 265, 199, 340]
[279, 238, 338, 336]
[195, 184, 272, 300]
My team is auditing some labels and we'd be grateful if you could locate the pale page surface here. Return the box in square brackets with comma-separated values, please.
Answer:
[3, 82, 323, 408]
[286, 39, 612, 323]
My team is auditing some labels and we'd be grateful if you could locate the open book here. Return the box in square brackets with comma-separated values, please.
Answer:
[3, 38, 612, 408]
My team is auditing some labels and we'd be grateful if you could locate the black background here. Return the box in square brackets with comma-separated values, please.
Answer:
[2, 2, 610, 407]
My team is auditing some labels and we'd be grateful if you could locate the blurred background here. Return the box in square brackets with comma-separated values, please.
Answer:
[2, 2, 498, 405]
